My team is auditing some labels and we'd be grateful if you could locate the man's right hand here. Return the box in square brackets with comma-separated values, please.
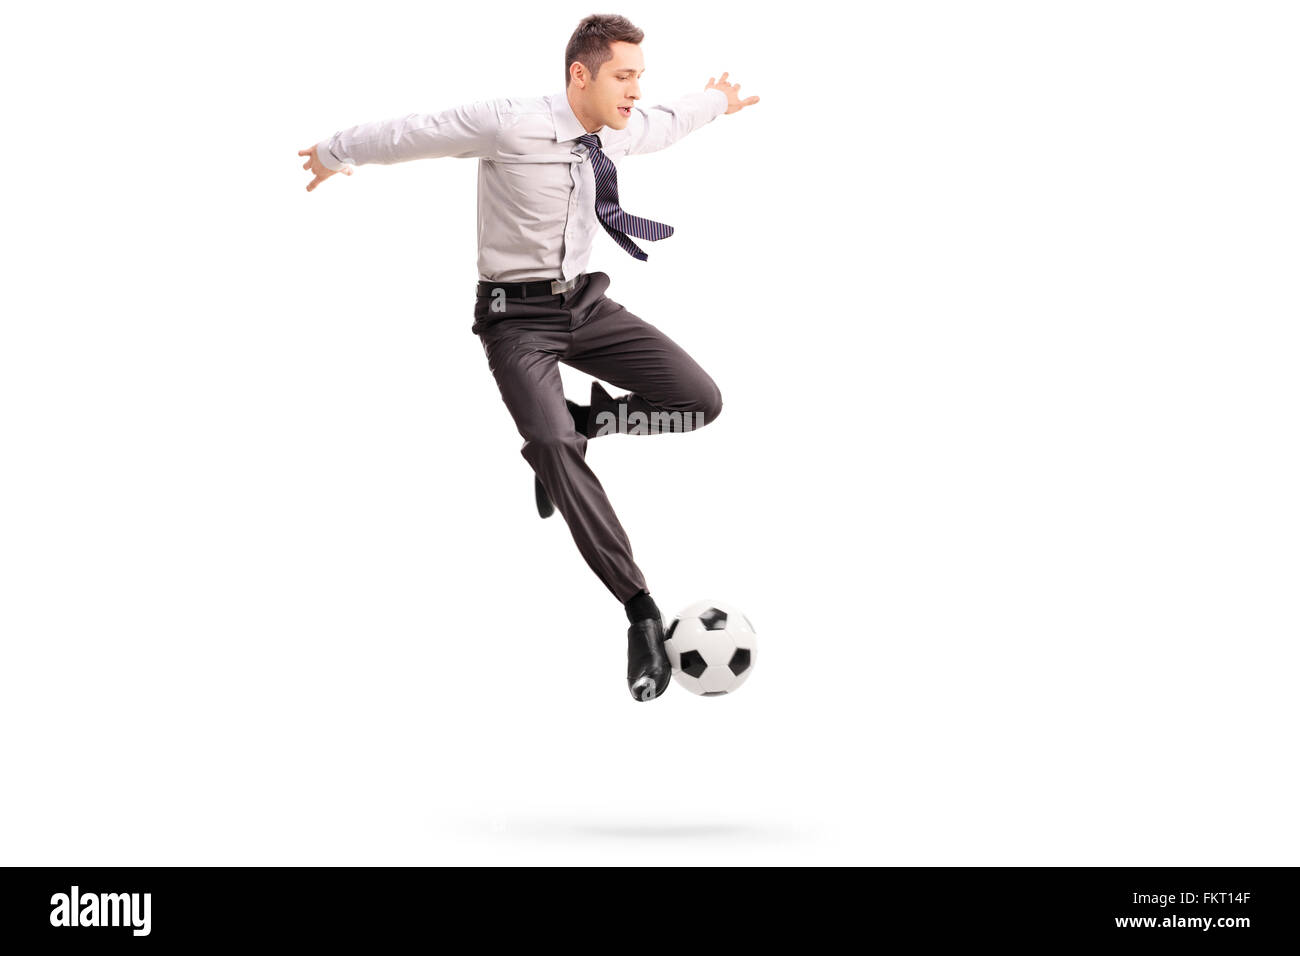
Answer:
[299, 145, 353, 192]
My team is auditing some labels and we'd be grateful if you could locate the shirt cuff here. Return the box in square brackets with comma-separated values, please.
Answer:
[704, 87, 729, 117]
[314, 137, 344, 171]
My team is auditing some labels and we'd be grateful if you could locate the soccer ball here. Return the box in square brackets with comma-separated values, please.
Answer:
[664, 600, 757, 696]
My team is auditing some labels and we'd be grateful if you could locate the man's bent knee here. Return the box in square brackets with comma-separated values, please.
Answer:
[693, 382, 723, 429]
[661, 382, 721, 432]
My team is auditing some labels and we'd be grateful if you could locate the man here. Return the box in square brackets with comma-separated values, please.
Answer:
[299, 14, 758, 702]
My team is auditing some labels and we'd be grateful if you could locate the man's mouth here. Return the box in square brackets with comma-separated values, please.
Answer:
[618, 106, 631, 117]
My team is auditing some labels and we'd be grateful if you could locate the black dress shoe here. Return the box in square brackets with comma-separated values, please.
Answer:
[627, 616, 672, 701]
[535, 399, 589, 519]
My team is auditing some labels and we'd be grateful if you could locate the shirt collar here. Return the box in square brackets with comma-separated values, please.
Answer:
[551, 90, 597, 143]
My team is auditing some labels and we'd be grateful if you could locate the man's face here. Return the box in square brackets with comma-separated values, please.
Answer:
[578, 41, 644, 131]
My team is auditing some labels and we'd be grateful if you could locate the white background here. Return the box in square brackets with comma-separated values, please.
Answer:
[2, 1, 1297, 865]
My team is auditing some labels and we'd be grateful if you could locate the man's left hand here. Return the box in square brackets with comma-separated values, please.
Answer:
[705, 72, 760, 114]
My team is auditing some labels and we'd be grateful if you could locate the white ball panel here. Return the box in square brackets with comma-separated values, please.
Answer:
[731, 628, 756, 651]
[672, 670, 705, 695]
[670, 617, 711, 653]
[698, 665, 737, 694]
[697, 627, 738, 667]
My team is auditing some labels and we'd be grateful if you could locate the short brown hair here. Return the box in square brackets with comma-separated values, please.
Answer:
[565, 14, 643, 87]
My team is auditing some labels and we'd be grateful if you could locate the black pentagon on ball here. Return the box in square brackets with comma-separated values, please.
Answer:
[699, 607, 728, 630]
[703, 691, 728, 697]
[678, 649, 707, 678]
[665, 618, 678, 641]
[728, 647, 751, 675]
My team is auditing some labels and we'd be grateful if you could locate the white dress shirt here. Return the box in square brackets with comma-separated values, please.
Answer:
[315, 88, 729, 282]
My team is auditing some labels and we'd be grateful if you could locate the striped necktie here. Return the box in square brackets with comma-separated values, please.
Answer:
[578, 132, 674, 261]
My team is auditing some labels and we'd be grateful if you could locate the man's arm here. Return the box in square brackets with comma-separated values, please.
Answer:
[626, 72, 760, 156]
[626, 89, 728, 156]
[315, 99, 502, 169]
[300, 98, 502, 191]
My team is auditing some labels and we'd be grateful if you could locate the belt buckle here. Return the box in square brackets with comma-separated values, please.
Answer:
[550, 276, 577, 295]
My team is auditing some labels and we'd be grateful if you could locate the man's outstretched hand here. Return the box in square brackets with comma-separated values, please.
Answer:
[705, 72, 760, 114]
[298, 145, 352, 192]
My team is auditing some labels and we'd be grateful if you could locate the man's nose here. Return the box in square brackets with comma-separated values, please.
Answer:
[629, 82, 640, 100]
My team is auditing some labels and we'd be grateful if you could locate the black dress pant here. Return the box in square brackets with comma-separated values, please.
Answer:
[471, 271, 723, 603]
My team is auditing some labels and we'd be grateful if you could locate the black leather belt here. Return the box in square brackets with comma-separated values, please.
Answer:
[476, 275, 581, 299]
